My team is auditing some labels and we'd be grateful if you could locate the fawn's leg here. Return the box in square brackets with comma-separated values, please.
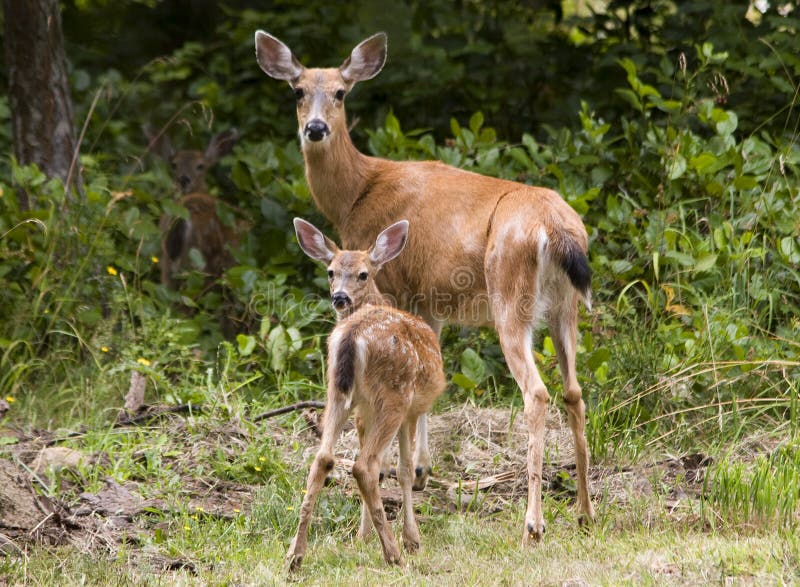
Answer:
[352, 405, 403, 565]
[549, 300, 594, 525]
[398, 418, 420, 552]
[286, 396, 349, 571]
[355, 412, 373, 540]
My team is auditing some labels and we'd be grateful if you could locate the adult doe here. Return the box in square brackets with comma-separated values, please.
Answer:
[288, 217, 446, 570]
[256, 31, 594, 544]
[146, 127, 240, 289]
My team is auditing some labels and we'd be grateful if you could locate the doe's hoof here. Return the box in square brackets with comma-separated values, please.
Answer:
[412, 465, 432, 491]
[522, 520, 546, 546]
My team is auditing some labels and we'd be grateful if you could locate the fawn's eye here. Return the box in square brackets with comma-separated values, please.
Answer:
[358, 271, 368, 281]
[196, 163, 205, 171]
[334, 89, 346, 101]
[327, 269, 334, 280]
[293, 87, 305, 101]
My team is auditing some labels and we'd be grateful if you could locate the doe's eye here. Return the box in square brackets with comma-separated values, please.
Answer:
[293, 87, 305, 101]
[196, 163, 205, 171]
[334, 89, 346, 101]
[327, 269, 334, 280]
[358, 271, 368, 281]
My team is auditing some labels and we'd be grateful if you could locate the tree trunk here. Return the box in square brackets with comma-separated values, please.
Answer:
[3, 0, 82, 206]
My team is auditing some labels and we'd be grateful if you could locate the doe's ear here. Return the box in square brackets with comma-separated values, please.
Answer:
[369, 219, 408, 269]
[293, 218, 338, 263]
[143, 123, 175, 161]
[339, 32, 387, 86]
[255, 30, 304, 82]
[205, 129, 239, 164]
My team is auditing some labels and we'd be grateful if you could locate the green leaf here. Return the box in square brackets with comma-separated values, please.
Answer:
[664, 250, 694, 267]
[610, 259, 633, 275]
[469, 111, 484, 134]
[693, 254, 718, 273]
[712, 109, 738, 136]
[668, 154, 687, 180]
[385, 110, 401, 135]
[237, 334, 256, 357]
[615, 88, 642, 112]
[779, 237, 800, 264]
[451, 373, 476, 391]
[734, 175, 758, 190]
[689, 152, 718, 174]
[460, 348, 486, 385]
[450, 117, 462, 139]
[268, 325, 288, 372]
[587, 347, 611, 371]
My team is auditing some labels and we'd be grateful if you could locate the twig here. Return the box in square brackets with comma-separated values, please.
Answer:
[252, 401, 325, 422]
[116, 404, 202, 426]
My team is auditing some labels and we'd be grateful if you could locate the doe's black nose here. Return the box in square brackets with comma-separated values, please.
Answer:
[305, 119, 329, 142]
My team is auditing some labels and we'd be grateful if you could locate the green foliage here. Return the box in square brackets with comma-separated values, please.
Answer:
[2, 10, 800, 571]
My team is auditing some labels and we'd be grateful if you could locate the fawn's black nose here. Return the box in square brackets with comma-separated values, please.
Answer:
[304, 119, 330, 142]
[331, 292, 351, 310]
[179, 175, 191, 191]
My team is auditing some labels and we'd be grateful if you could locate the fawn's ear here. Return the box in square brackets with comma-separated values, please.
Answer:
[369, 219, 408, 269]
[205, 129, 239, 164]
[255, 31, 304, 82]
[340, 32, 387, 86]
[294, 218, 338, 263]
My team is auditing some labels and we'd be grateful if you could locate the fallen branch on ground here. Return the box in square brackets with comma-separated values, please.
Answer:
[253, 401, 325, 422]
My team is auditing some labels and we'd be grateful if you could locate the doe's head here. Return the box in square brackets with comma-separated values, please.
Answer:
[255, 31, 387, 146]
[293, 217, 408, 318]
[146, 127, 239, 194]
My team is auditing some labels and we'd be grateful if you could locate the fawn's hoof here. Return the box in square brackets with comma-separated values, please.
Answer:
[412, 466, 432, 491]
[578, 513, 593, 529]
[403, 537, 420, 554]
[285, 552, 303, 572]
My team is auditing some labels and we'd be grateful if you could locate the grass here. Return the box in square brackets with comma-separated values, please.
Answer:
[2, 370, 799, 585]
[3, 498, 799, 585]
[2, 299, 799, 585]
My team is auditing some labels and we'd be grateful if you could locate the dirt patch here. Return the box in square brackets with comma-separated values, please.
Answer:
[309, 405, 711, 519]
[0, 404, 712, 556]
[0, 418, 258, 558]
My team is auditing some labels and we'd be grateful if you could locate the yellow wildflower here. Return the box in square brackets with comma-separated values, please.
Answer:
[136, 358, 151, 367]
[101, 346, 109, 353]
[5, 396, 15, 403]
[254, 466, 262, 472]
[286, 506, 294, 511]
[151, 256, 159, 264]
[106, 266, 118, 276]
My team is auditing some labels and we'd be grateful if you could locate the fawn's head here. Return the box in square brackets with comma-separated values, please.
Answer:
[294, 217, 408, 318]
[255, 31, 386, 147]
[146, 127, 239, 194]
